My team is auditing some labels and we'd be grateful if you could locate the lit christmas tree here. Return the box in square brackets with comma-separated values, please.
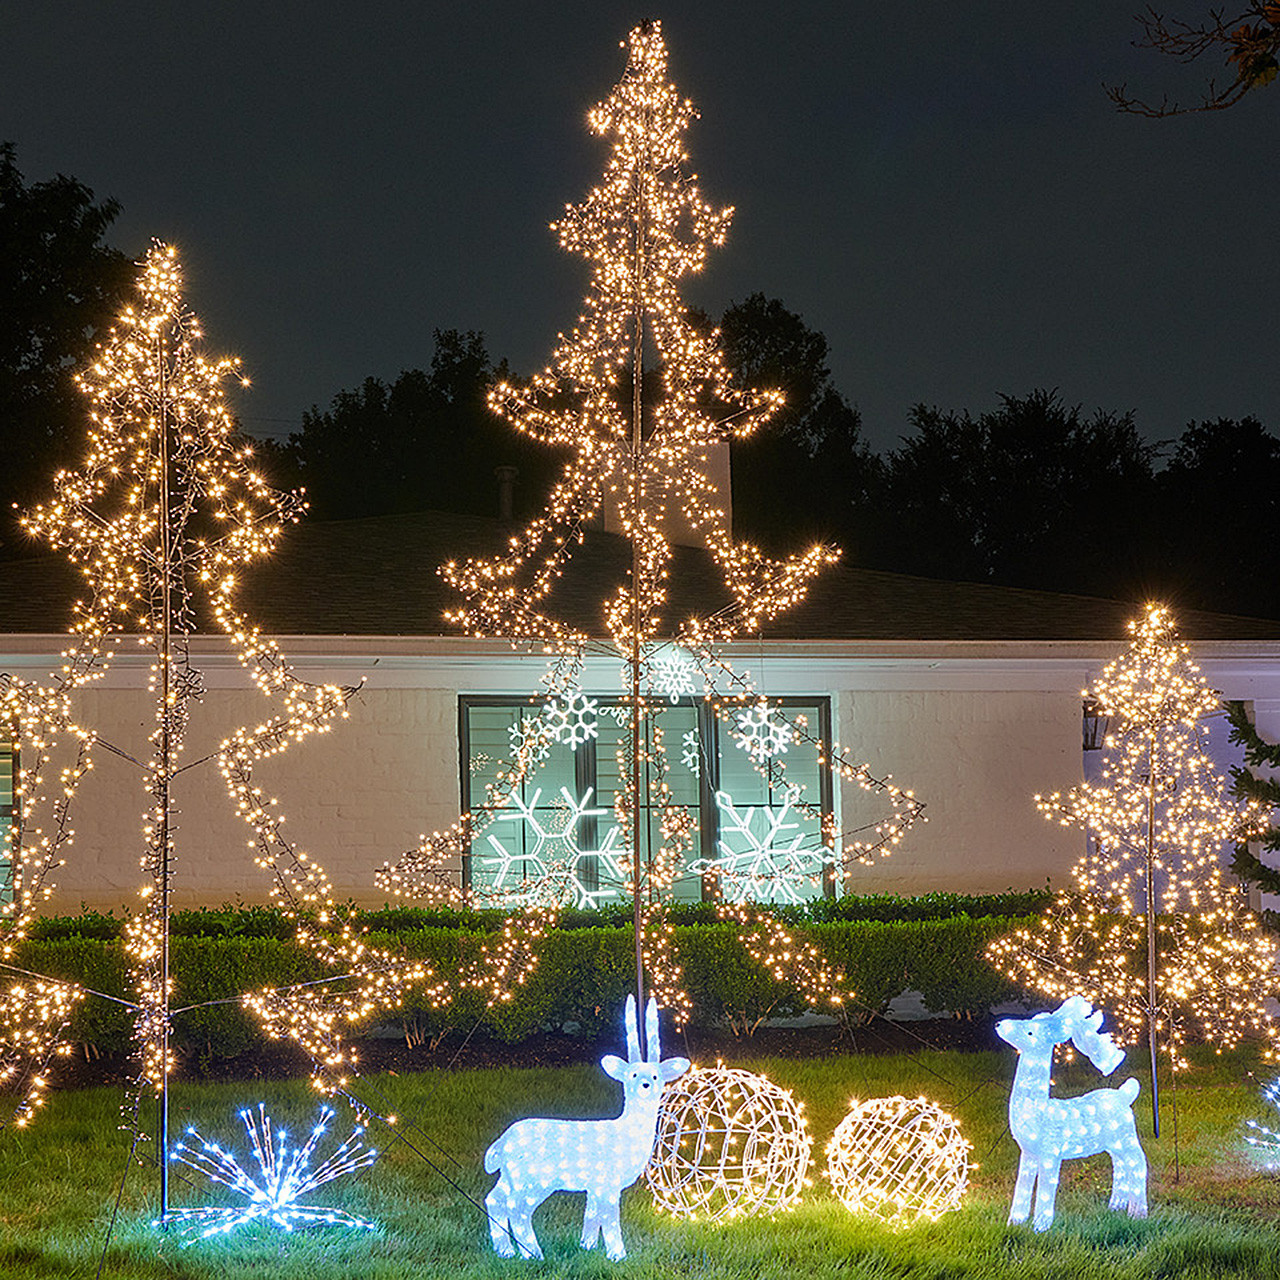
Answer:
[988, 604, 1275, 1134]
[12, 243, 429, 1214]
[382, 22, 924, 1019]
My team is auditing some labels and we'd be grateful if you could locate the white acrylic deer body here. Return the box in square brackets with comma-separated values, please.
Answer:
[997, 995, 1148, 1231]
[484, 994, 690, 1261]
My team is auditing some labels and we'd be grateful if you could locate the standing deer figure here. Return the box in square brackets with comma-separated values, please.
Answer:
[484, 995, 690, 1261]
[997, 995, 1148, 1231]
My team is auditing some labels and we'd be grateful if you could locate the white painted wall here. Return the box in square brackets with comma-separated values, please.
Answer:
[834, 688, 1082, 895]
[4, 634, 1276, 913]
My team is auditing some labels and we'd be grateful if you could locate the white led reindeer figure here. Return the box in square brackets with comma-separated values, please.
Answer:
[484, 994, 690, 1261]
[997, 995, 1148, 1231]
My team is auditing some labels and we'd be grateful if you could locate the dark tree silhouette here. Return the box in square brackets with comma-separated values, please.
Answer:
[0, 142, 132, 546]
[720, 294, 877, 552]
[870, 390, 1159, 599]
[1153, 417, 1280, 618]
[284, 329, 563, 522]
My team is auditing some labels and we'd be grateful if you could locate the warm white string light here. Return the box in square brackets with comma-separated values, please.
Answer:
[647, 1065, 812, 1222]
[824, 1095, 971, 1227]
[989, 604, 1276, 1092]
[381, 21, 925, 1023]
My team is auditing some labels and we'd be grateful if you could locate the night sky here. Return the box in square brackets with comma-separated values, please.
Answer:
[5, 2, 1277, 454]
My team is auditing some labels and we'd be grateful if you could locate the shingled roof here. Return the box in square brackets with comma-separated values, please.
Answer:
[2, 509, 1279, 642]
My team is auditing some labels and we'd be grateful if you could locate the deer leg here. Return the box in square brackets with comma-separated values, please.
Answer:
[1032, 1157, 1061, 1232]
[600, 1196, 626, 1262]
[485, 1179, 517, 1257]
[1008, 1152, 1036, 1225]
[581, 1191, 603, 1249]
[509, 1201, 543, 1261]
[1112, 1139, 1147, 1218]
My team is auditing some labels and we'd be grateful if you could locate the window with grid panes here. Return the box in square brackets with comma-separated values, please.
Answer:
[460, 695, 832, 905]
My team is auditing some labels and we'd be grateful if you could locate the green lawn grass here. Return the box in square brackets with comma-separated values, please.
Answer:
[1, 1047, 1277, 1278]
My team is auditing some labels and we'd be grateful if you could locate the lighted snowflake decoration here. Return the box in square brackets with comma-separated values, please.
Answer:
[732, 700, 793, 762]
[1245, 1077, 1280, 1170]
[604, 702, 632, 727]
[508, 714, 553, 765]
[542, 693, 599, 748]
[163, 1104, 378, 1242]
[481, 785, 625, 909]
[680, 729, 700, 777]
[650, 647, 698, 703]
[690, 787, 829, 905]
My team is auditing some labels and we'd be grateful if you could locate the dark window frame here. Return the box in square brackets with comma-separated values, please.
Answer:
[458, 693, 834, 902]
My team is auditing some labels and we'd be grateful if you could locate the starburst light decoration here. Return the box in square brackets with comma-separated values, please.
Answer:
[988, 604, 1275, 1132]
[165, 1104, 378, 1240]
[382, 20, 924, 1025]
[646, 1066, 812, 1222]
[824, 1096, 971, 1227]
[1244, 1077, 1280, 1171]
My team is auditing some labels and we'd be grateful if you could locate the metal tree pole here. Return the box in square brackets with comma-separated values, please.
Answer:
[628, 108, 648, 1020]
[156, 322, 173, 1222]
[1145, 729, 1160, 1138]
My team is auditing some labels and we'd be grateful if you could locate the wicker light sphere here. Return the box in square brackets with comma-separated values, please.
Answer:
[825, 1095, 971, 1227]
[647, 1066, 812, 1222]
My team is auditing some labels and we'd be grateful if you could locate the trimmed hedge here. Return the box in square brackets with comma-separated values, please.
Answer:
[16, 914, 1033, 1060]
[27, 890, 1053, 941]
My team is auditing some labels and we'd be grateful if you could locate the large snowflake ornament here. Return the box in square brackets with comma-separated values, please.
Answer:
[732, 700, 794, 762]
[482, 786, 625, 910]
[542, 694, 599, 748]
[691, 787, 830, 905]
[163, 1104, 378, 1241]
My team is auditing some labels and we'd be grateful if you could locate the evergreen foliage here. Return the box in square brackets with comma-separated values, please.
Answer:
[1225, 699, 1280, 917]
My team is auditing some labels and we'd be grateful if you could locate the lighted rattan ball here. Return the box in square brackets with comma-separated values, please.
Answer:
[825, 1095, 970, 1226]
[646, 1066, 812, 1222]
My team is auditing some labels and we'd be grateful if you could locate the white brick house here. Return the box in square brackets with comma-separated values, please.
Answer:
[2, 510, 1278, 912]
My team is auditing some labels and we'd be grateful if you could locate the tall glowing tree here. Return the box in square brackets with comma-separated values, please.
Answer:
[389, 22, 924, 1018]
[18, 243, 369, 1212]
[989, 604, 1274, 1134]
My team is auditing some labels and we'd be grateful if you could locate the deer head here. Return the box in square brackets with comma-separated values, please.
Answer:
[600, 995, 690, 1105]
